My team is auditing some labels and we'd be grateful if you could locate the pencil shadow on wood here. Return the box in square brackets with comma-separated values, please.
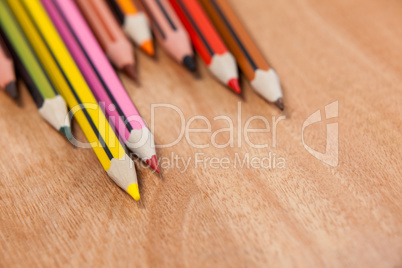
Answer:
[14, 93, 23, 107]
[279, 83, 291, 119]
[135, 173, 148, 210]
[132, 45, 142, 87]
[190, 55, 202, 80]
[157, 166, 165, 181]
[236, 73, 246, 101]
[191, 67, 202, 80]
[152, 145, 165, 181]
[14, 80, 24, 107]
[136, 196, 147, 210]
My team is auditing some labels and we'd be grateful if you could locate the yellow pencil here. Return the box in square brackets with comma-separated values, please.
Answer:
[6, 0, 140, 200]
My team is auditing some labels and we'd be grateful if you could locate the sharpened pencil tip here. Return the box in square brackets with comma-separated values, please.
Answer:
[146, 155, 159, 173]
[123, 64, 137, 80]
[228, 78, 241, 94]
[140, 40, 155, 56]
[275, 98, 284, 111]
[182, 55, 196, 72]
[60, 126, 73, 140]
[5, 81, 18, 99]
[127, 183, 140, 201]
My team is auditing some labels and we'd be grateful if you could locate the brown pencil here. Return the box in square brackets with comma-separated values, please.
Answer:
[75, 0, 137, 79]
[200, 0, 284, 110]
[0, 36, 18, 98]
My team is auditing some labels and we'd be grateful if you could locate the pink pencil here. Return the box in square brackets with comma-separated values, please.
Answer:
[0, 37, 18, 98]
[141, 0, 196, 71]
[42, 0, 159, 172]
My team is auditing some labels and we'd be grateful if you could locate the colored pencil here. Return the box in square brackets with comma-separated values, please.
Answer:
[43, 0, 159, 172]
[6, 0, 140, 200]
[199, 0, 284, 110]
[0, 36, 18, 98]
[105, 0, 154, 56]
[168, 0, 240, 93]
[75, 0, 137, 80]
[141, 0, 196, 71]
[0, 16, 71, 136]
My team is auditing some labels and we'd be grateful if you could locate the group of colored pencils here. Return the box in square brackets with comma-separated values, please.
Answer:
[0, 0, 284, 201]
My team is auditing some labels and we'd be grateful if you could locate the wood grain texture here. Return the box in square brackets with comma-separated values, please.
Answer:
[0, 0, 401, 267]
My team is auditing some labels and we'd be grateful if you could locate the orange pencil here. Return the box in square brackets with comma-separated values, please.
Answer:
[168, 0, 240, 93]
[200, 0, 284, 109]
[75, 0, 137, 79]
[141, 0, 195, 71]
[105, 0, 154, 56]
[0, 36, 18, 98]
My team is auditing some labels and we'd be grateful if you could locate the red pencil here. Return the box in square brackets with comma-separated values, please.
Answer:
[168, 0, 240, 93]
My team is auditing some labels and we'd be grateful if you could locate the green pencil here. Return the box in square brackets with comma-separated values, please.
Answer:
[0, 1, 71, 137]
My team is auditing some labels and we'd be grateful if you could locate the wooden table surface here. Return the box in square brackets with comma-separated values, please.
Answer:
[1, 0, 401, 267]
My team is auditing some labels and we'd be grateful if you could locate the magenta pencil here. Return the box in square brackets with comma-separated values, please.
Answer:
[42, 0, 159, 172]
